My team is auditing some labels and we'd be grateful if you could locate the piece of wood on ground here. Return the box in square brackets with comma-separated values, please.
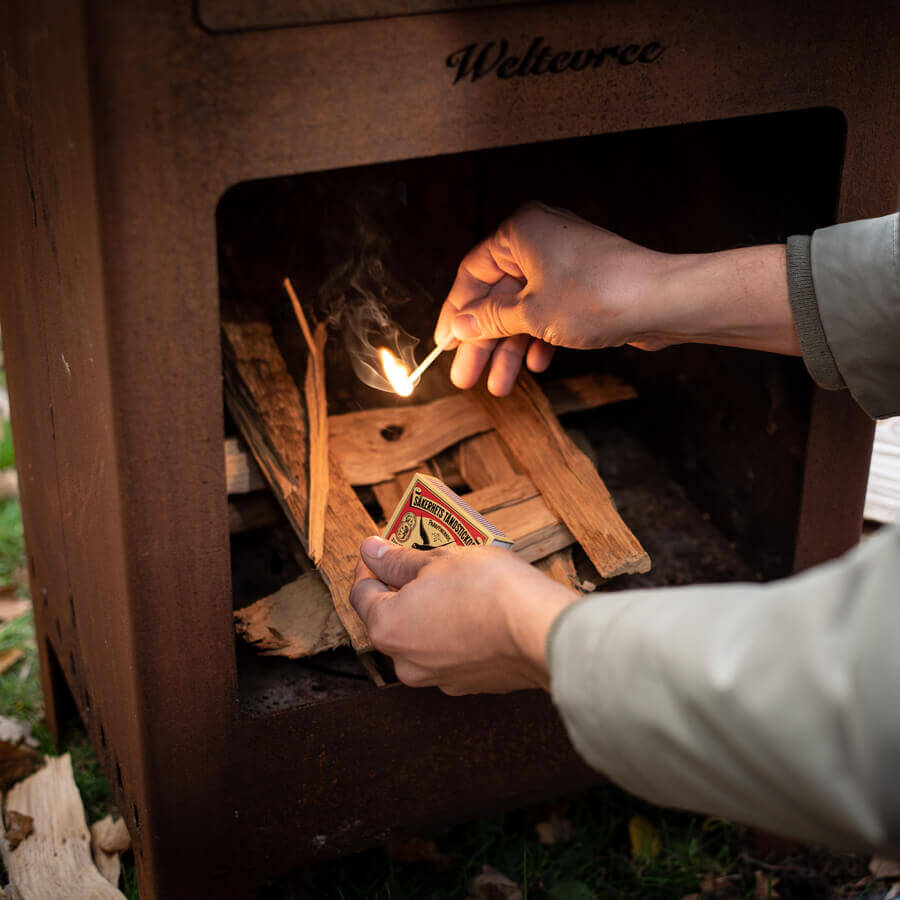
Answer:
[864, 416, 900, 524]
[458, 431, 521, 489]
[476, 372, 650, 579]
[0, 598, 30, 623]
[222, 317, 374, 652]
[90, 815, 130, 888]
[0, 648, 23, 675]
[0, 754, 125, 899]
[285, 278, 329, 562]
[234, 571, 349, 657]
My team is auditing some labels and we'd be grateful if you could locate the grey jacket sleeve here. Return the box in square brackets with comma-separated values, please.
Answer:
[548, 209, 900, 854]
[788, 211, 900, 418]
[548, 523, 900, 855]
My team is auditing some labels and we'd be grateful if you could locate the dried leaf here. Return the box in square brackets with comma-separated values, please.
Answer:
[468, 865, 523, 900]
[628, 815, 660, 860]
[753, 869, 780, 899]
[4, 809, 33, 849]
[536, 813, 574, 846]
[390, 837, 450, 869]
[870, 858, 900, 879]
[0, 647, 23, 675]
[0, 739, 41, 790]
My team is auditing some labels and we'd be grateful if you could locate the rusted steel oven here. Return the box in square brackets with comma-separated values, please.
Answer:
[1, 1, 896, 896]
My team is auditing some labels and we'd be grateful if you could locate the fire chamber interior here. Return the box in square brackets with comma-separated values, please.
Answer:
[216, 107, 846, 715]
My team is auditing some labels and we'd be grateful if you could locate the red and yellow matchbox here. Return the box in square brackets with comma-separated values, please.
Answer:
[382, 474, 513, 551]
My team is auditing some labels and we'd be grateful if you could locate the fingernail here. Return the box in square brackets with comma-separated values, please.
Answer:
[452, 315, 481, 341]
[362, 536, 389, 559]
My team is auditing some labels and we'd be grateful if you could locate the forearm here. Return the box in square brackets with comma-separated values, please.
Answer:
[635, 245, 801, 356]
[548, 524, 900, 854]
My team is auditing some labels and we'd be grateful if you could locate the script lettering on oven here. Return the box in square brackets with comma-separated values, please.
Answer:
[446, 36, 664, 84]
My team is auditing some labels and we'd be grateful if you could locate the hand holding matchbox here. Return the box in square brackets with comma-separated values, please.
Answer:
[382, 474, 513, 551]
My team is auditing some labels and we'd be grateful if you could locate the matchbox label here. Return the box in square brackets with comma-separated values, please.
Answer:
[382, 474, 513, 552]
[386, 482, 486, 550]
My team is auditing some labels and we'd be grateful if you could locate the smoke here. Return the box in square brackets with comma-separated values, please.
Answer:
[319, 214, 420, 393]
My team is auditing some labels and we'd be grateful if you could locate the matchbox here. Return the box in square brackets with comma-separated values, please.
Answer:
[382, 474, 513, 551]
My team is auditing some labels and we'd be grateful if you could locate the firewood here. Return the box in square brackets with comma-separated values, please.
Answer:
[234, 572, 348, 657]
[222, 318, 374, 652]
[458, 432, 520, 488]
[459, 433, 578, 580]
[224, 373, 637, 494]
[476, 372, 650, 579]
[225, 436, 266, 493]
[285, 278, 329, 563]
[0, 754, 125, 898]
[536, 548, 578, 592]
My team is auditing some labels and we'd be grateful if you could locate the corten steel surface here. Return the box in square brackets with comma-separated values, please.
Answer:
[0, 0, 893, 896]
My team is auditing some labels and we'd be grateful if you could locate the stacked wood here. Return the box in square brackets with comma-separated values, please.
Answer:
[222, 317, 374, 652]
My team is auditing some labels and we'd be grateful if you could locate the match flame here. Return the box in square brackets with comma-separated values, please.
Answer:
[379, 347, 414, 396]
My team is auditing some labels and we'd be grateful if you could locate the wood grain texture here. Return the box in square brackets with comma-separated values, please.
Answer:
[458, 431, 520, 488]
[476, 373, 649, 579]
[234, 572, 349, 657]
[536, 548, 578, 592]
[0, 754, 125, 898]
[222, 318, 373, 651]
[864, 417, 900, 524]
[326, 374, 635, 487]
[285, 279, 329, 563]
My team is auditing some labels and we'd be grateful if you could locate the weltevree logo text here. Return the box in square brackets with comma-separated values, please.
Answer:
[446, 36, 664, 84]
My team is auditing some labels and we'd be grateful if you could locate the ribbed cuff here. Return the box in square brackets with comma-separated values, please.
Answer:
[786, 235, 846, 390]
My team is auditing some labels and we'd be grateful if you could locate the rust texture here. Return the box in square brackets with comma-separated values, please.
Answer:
[1, 0, 896, 897]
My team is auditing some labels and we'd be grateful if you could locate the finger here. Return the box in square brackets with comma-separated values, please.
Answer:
[394, 659, 435, 688]
[450, 276, 529, 343]
[360, 536, 433, 589]
[486, 334, 530, 396]
[435, 235, 524, 345]
[525, 339, 555, 373]
[450, 338, 497, 390]
[349, 563, 393, 625]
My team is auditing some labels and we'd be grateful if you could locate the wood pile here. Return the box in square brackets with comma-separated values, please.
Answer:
[222, 287, 649, 662]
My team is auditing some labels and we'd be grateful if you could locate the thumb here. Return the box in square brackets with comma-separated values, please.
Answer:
[360, 536, 433, 589]
[451, 277, 531, 342]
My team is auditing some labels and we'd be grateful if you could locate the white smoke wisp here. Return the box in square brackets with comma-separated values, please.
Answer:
[320, 221, 420, 394]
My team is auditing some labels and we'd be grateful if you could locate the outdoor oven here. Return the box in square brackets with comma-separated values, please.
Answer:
[1, 1, 896, 897]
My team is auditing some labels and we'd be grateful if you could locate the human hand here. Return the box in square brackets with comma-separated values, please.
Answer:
[434, 202, 672, 394]
[435, 202, 797, 395]
[349, 537, 575, 695]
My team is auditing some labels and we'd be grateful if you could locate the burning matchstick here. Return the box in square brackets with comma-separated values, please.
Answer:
[406, 334, 454, 385]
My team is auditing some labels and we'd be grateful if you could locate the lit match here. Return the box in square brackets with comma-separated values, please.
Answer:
[379, 334, 454, 396]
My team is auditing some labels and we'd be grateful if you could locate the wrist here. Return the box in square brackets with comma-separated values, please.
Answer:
[505, 580, 575, 691]
[632, 245, 801, 355]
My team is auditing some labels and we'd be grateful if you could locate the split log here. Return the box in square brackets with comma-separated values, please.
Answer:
[225, 373, 637, 493]
[536, 548, 579, 592]
[222, 318, 374, 652]
[0, 754, 125, 898]
[459, 432, 578, 582]
[476, 372, 650, 579]
[234, 476, 572, 658]
[285, 278, 329, 563]
[225, 436, 265, 493]
[234, 572, 348, 658]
